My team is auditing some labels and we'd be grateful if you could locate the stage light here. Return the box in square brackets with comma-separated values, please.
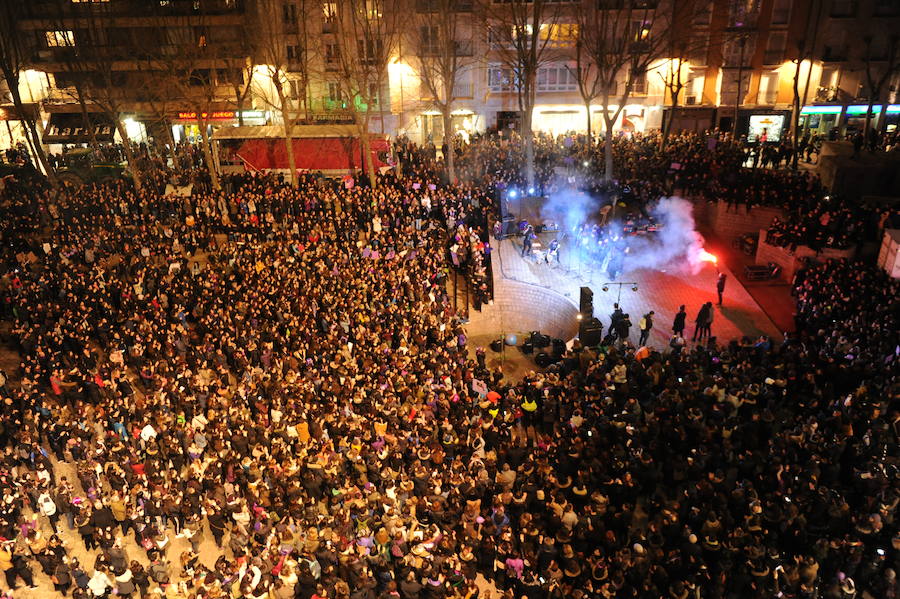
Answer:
[602, 285, 609, 292]
[528, 187, 535, 195]
[576, 313, 583, 320]
[583, 161, 589, 167]
[508, 189, 518, 199]
[632, 285, 638, 292]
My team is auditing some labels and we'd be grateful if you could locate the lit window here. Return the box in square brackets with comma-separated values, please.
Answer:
[536, 64, 577, 92]
[539, 24, 578, 46]
[46, 31, 75, 47]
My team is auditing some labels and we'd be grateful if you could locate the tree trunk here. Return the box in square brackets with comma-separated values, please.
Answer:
[164, 120, 178, 167]
[281, 106, 299, 187]
[196, 117, 221, 190]
[356, 115, 377, 188]
[522, 106, 535, 188]
[660, 86, 679, 151]
[863, 97, 874, 141]
[7, 82, 56, 185]
[114, 118, 143, 192]
[73, 84, 101, 152]
[585, 100, 592, 142]
[442, 108, 455, 184]
[790, 60, 802, 170]
[603, 115, 614, 184]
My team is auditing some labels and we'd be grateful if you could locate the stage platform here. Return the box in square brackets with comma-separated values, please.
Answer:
[466, 232, 783, 353]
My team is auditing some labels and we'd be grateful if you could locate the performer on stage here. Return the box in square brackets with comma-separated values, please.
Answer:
[522, 222, 535, 257]
[545, 238, 560, 264]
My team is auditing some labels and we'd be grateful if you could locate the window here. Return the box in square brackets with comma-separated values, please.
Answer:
[323, 2, 337, 32]
[357, 38, 383, 65]
[452, 69, 473, 97]
[189, 69, 212, 87]
[46, 30, 74, 47]
[770, 0, 791, 24]
[757, 72, 778, 104]
[874, 0, 899, 15]
[283, 3, 297, 24]
[720, 69, 751, 105]
[822, 29, 847, 61]
[364, 0, 382, 18]
[536, 64, 577, 92]
[630, 20, 651, 42]
[325, 43, 340, 69]
[829, 0, 855, 17]
[723, 35, 754, 67]
[366, 83, 380, 106]
[685, 74, 704, 104]
[327, 81, 342, 102]
[728, 0, 760, 28]
[286, 44, 300, 61]
[689, 36, 708, 65]
[539, 24, 578, 47]
[692, 0, 712, 25]
[763, 31, 786, 65]
[420, 25, 440, 55]
[630, 68, 647, 94]
[288, 78, 304, 99]
[488, 65, 517, 92]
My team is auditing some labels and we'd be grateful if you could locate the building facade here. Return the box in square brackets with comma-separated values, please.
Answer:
[4, 0, 899, 152]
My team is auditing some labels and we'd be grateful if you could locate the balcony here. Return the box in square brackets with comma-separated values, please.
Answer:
[452, 81, 474, 98]
[416, 0, 473, 11]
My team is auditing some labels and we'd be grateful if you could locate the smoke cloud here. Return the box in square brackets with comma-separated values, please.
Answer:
[539, 187, 709, 276]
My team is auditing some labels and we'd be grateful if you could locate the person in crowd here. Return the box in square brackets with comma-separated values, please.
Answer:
[0, 133, 896, 599]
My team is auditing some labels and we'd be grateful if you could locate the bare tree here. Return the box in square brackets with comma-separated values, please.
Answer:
[157, 9, 248, 191]
[43, 0, 146, 190]
[859, 33, 900, 142]
[787, 0, 824, 169]
[478, 0, 563, 186]
[569, 21, 602, 142]
[578, 0, 665, 182]
[656, 0, 710, 150]
[408, 0, 476, 184]
[331, 0, 400, 187]
[252, 0, 315, 187]
[0, 2, 56, 184]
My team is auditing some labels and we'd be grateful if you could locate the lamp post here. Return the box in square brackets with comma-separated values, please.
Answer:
[601, 281, 639, 305]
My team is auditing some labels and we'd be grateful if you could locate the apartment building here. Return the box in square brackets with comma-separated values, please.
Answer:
[6, 0, 899, 152]
[13, 0, 256, 147]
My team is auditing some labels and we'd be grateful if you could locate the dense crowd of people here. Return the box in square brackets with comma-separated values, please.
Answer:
[0, 132, 897, 599]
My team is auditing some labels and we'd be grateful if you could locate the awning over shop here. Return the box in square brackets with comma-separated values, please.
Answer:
[43, 112, 115, 144]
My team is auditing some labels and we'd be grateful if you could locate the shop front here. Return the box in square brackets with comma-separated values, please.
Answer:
[43, 111, 116, 147]
[418, 110, 481, 144]
[170, 110, 268, 144]
[799, 104, 900, 137]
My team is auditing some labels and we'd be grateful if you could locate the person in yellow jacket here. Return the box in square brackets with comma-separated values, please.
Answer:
[521, 395, 538, 429]
[1, 540, 36, 589]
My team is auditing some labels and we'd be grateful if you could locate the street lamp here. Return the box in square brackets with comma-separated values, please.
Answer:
[601, 282, 638, 304]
